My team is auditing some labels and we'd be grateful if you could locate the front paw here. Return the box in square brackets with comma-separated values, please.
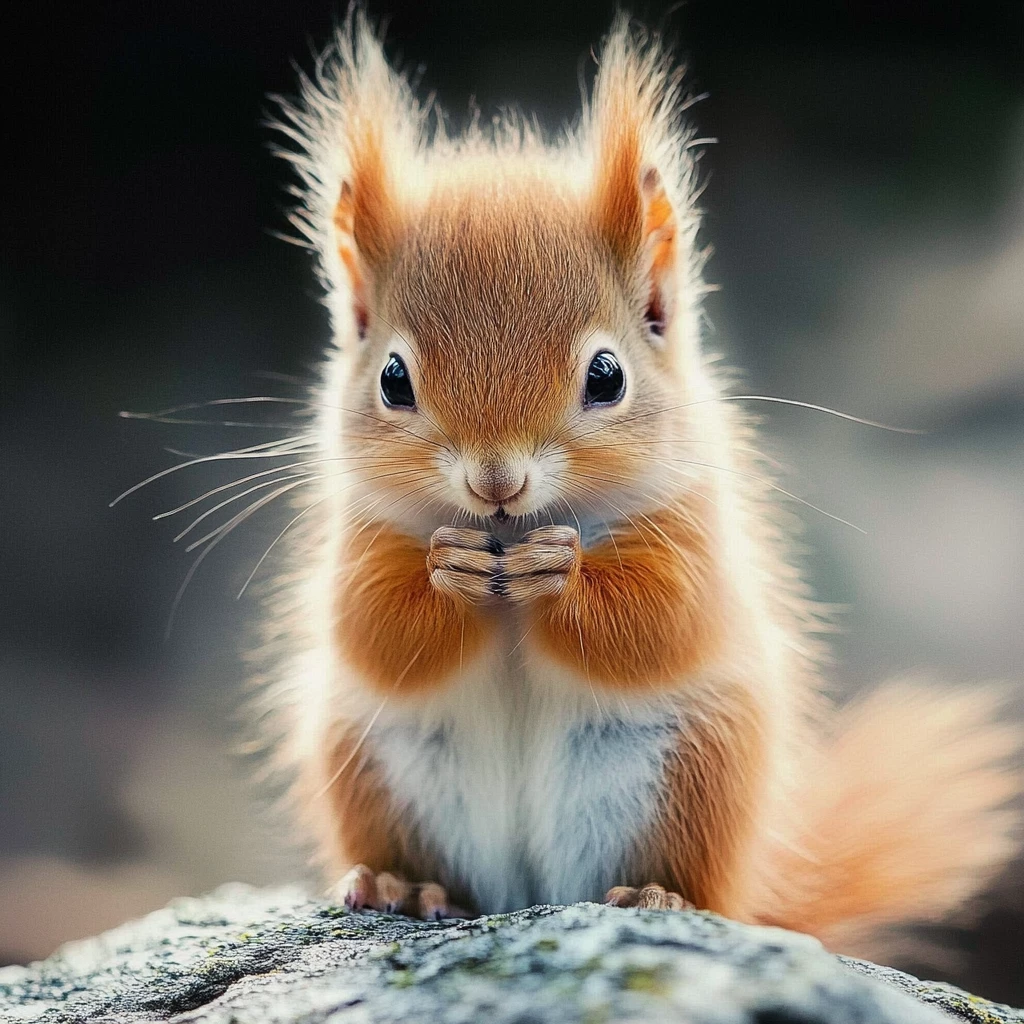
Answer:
[499, 526, 579, 604]
[428, 527, 504, 605]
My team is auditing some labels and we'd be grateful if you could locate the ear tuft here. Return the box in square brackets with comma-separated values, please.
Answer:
[274, 10, 420, 344]
[589, 18, 697, 339]
[332, 123, 400, 338]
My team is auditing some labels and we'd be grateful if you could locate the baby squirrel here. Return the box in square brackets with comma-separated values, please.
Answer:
[264, 13, 1022, 957]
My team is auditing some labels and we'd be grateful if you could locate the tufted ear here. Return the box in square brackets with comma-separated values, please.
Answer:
[332, 127, 400, 338]
[591, 20, 684, 341]
[279, 11, 413, 344]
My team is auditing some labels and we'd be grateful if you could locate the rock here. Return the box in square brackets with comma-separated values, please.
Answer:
[1, 884, 1021, 1023]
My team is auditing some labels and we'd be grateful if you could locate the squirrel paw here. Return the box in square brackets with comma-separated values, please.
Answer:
[427, 525, 579, 605]
[334, 864, 470, 920]
[500, 526, 579, 604]
[605, 883, 695, 911]
[428, 527, 504, 604]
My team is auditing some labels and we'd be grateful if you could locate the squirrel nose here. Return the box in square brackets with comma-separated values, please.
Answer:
[467, 462, 526, 504]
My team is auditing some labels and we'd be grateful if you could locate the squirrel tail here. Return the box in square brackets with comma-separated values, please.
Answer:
[761, 680, 1022, 956]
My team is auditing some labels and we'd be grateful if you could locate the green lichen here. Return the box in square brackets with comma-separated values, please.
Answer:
[941, 994, 1010, 1024]
[620, 965, 670, 996]
[389, 968, 414, 989]
[4, 887, 1013, 1024]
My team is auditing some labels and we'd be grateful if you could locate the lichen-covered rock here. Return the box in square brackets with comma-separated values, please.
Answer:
[1, 884, 1021, 1023]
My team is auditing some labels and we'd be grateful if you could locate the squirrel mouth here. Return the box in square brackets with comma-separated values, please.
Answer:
[493, 507, 510, 524]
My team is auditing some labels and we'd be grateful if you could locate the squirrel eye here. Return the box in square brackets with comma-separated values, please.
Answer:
[380, 354, 415, 408]
[584, 351, 626, 407]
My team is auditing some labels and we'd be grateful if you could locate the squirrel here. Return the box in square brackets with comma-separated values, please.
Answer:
[258, 12, 1022, 958]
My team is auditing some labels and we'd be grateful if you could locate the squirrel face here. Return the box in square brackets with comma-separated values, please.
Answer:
[317, 34, 702, 535]
[336, 182, 695, 531]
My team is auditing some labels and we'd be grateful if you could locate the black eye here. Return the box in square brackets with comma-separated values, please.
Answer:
[380, 354, 415, 408]
[584, 351, 626, 407]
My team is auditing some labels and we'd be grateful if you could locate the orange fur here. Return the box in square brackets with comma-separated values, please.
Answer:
[315, 725, 412, 875]
[335, 524, 491, 695]
[638, 683, 769, 917]
[383, 188, 605, 451]
[531, 501, 726, 689]
[346, 129, 399, 269]
[756, 682, 1021, 955]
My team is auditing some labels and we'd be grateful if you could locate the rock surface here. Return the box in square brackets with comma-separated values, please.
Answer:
[1, 885, 1021, 1023]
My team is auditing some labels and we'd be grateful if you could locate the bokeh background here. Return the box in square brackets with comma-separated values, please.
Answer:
[3, 0, 1023, 1001]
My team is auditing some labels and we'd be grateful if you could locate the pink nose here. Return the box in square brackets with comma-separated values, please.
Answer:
[467, 463, 526, 504]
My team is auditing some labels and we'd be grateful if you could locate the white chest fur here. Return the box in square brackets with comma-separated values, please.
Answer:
[366, 645, 678, 913]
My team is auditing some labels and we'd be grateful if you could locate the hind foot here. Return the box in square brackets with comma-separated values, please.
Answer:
[334, 864, 470, 920]
[605, 883, 694, 911]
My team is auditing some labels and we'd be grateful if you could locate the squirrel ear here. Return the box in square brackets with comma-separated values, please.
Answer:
[590, 20, 683, 340]
[637, 165, 677, 339]
[594, 138, 679, 341]
[282, 12, 414, 344]
[333, 131, 399, 339]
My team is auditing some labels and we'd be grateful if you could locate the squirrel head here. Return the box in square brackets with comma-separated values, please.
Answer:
[288, 15, 710, 531]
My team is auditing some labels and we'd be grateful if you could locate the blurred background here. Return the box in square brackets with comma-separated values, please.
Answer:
[3, 0, 1023, 1002]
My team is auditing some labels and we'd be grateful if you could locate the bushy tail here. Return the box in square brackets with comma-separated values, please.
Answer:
[762, 681, 1022, 957]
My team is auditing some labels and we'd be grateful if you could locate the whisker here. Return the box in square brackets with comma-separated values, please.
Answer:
[568, 481, 657, 552]
[154, 462, 326, 519]
[633, 456, 866, 534]
[715, 395, 925, 434]
[334, 405, 450, 452]
[252, 370, 306, 386]
[237, 488, 334, 598]
[121, 396, 309, 418]
[173, 473, 318, 543]
[345, 481, 442, 546]
[120, 415, 301, 428]
[165, 476, 313, 638]
[311, 694, 392, 802]
[349, 486, 448, 576]
[573, 437, 783, 469]
[117, 438, 434, 509]
[184, 477, 314, 553]
[573, 468, 717, 517]
[110, 436, 320, 506]
[563, 394, 921, 446]
[160, 440, 316, 460]
[555, 495, 585, 539]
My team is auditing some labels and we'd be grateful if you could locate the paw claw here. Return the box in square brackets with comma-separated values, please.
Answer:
[416, 881, 451, 921]
[334, 867, 466, 920]
[337, 864, 377, 911]
[375, 872, 412, 914]
[604, 882, 694, 911]
[428, 527, 504, 605]
[519, 526, 580, 548]
[499, 527, 580, 605]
